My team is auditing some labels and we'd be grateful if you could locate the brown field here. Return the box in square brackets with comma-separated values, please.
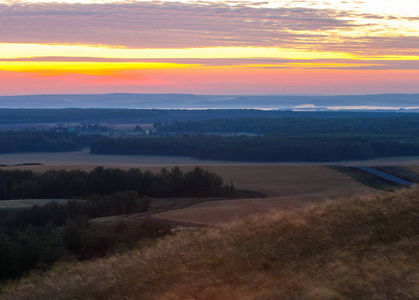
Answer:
[3, 150, 419, 170]
[139, 165, 375, 197]
[150, 165, 377, 226]
[152, 195, 324, 226]
[0, 162, 375, 198]
[0, 150, 238, 169]
[0, 151, 379, 225]
[0, 152, 383, 225]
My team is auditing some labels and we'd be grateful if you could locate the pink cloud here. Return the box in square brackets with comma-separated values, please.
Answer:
[0, 1, 406, 53]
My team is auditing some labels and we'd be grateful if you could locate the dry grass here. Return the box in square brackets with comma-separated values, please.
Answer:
[2, 188, 418, 300]
[153, 195, 333, 226]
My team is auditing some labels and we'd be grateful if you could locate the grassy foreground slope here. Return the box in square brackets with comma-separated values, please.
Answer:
[1, 189, 419, 300]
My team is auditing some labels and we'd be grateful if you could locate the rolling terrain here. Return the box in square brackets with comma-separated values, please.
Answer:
[2, 188, 417, 299]
[1, 93, 419, 109]
[1, 160, 376, 226]
[1, 149, 417, 299]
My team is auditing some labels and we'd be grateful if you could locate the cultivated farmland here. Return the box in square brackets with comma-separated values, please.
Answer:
[1, 159, 377, 225]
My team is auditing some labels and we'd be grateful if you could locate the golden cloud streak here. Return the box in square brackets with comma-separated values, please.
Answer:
[0, 61, 193, 76]
[0, 43, 356, 60]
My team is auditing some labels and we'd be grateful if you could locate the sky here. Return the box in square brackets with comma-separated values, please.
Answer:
[0, 0, 418, 96]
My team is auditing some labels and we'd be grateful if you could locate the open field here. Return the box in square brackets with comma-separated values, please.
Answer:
[330, 166, 405, 191]
[0, 163, 375, 198]
[3, 151, 404, 226]
[145, 165, 376, 197]
[0, 150, 233, 168]
[406, 165, 419, 175]
[4, 150, 419, 169]
[0, 157, 377, 225]
[152, 195, 327, 226]
[373, 166, 419, 183]
[150, 165, 377, 226]
[117, 165, 377, 226]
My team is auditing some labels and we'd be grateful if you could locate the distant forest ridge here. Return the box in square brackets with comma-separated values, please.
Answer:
[4, 115, 419, 162]
[155, 116, 419, 135]
[0, 108, 418, 125]
[1, 93, 419, 109]
[92, 116, 419, 162]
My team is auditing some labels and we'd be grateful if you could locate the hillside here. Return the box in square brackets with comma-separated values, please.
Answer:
[1, 188, 418, 299]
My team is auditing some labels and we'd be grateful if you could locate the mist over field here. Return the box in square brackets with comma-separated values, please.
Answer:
[1, 93, 419, 110]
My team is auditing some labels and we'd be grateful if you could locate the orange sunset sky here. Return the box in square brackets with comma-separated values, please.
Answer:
[0, 0, 418, 96]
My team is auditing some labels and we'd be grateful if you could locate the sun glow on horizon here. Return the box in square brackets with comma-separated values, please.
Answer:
[0, 0, 418, 95]
[2, 43, 418, 73]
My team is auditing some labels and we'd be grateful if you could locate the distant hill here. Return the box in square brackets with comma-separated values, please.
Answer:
[1, 93, 419, 109]
[1, 108, 414, 126]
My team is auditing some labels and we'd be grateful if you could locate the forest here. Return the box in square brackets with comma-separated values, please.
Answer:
[4, 115, 419, 161]
[0, 108, 410, 125]
[0, 131, 97, 153]
[88, 116, 419, 162]
[0, 192, 171, 281]
[0, 114, 419, 162]
[0, 166, 232, 281]
[154, 116, 419, 135]
[90, 135, 419, 162]
[0, 166, 232, 200]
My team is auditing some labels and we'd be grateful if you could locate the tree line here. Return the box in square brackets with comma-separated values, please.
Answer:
[90, 135, 419, 162]
[155, 116, 419, 136]
[93, 116, 419, 162]
[0, 108, 404, 125]
[0, 131, 97, 153]
[0, 166, 233, 200]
